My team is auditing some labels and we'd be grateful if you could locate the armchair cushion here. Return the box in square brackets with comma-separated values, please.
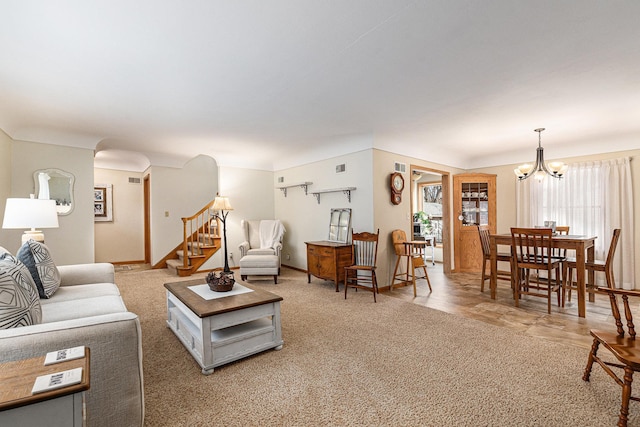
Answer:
[248, 248, 277, 256]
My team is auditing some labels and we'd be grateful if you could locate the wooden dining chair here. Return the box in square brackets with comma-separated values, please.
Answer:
[564, 228, 621, 303]
[477, 225, 512, 292]
[511, 227, 565, 313]
[390, 229, 431, 297]
[583, 287, 640, 426]
[554, 225, 570, 257]
[344, 229, 380, 302]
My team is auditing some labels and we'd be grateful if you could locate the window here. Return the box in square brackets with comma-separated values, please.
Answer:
[418, 182, 443, 244]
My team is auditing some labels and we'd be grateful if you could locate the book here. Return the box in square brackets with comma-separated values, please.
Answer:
[44, 346, 85, 365]
[31, 367, 83, 394]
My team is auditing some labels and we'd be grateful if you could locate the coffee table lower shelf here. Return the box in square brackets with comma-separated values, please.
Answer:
[166, 289, 283, 375]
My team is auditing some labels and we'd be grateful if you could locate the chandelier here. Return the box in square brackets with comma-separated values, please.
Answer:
[514, 128, 567, 181]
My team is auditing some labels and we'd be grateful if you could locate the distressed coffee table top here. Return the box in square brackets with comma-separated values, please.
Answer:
[164, 278, 283, 318]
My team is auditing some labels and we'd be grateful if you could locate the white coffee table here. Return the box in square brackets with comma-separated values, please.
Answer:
[164, 279, 283, 375]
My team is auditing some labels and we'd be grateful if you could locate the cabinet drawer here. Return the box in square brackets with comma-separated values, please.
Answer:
[307, 245, 333, 256]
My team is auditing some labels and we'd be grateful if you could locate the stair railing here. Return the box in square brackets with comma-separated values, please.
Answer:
[181, 201, 220, 270]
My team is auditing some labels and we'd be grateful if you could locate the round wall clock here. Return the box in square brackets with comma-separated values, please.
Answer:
[390, 172, 404, 205]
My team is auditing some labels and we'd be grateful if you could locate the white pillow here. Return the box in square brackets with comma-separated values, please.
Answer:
[0, 253, 42, 328]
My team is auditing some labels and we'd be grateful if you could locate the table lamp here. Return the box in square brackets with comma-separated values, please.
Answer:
[2, 196, 59, 244]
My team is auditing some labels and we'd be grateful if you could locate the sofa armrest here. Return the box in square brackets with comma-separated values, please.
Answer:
[239, 242, 250, 257]
[58, 263, 115, 286]
[0, 312, 144, 427]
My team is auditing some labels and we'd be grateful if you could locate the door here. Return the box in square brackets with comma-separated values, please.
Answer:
[453, 173, 496, 272]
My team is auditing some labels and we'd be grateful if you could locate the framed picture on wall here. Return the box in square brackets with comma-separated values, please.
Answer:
[94, 184, 113, 222]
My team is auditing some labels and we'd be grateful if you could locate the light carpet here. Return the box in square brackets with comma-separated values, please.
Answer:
[115, 267, 636, 426]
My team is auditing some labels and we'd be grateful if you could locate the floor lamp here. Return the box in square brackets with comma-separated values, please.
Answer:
[208, 196, 235, 291]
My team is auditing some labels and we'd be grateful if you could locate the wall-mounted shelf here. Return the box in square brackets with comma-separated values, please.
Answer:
[310, 187, 356, 204]
[276, 182, 313, 197]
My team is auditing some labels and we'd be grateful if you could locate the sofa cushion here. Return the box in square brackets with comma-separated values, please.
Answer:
[41, 283, 121, 303]
[0, 253, 42, 328]
[17, 240, 61, 298]
[41, 295, 128, 323]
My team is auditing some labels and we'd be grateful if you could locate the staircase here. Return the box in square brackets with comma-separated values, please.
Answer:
[155, 200, 222, 276]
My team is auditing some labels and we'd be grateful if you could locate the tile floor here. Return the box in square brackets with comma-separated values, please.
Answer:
[384, 263, 635, 351]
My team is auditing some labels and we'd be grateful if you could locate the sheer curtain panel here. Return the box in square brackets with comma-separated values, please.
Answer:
[516, 157, 634, 289]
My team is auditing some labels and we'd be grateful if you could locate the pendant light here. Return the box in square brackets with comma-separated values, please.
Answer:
[514, 128, 568, 181]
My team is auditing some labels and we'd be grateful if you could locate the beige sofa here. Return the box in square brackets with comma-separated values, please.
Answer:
[0, 262, 144, 427]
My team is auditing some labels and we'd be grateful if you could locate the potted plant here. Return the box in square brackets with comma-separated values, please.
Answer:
[413, 211, 433, 234]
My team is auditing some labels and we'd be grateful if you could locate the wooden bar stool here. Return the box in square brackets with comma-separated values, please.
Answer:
[391, 229, 432, 297]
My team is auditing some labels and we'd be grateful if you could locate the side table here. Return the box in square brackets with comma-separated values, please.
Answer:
[0, 348, 90, 427]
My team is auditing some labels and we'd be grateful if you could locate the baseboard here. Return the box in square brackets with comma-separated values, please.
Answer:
[111, 260, 146, 265]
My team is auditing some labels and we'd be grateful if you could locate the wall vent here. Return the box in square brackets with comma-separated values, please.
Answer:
[394, 162, 406, 173]
[277, 176, 284, 183]
[128, 177, 141, 184]
[336, 164, 346, 173]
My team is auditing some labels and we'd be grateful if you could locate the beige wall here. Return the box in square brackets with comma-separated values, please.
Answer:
[2, 140, 95, 265]
[0, 129, 11, 229]
[94, 168, 145, 263]
[471, 149, 640, 282]
[373, 149, 466, 286]
[147, 155, 219, 266]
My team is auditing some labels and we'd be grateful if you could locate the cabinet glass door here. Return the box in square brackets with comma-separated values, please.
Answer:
[460, 182, 489, 226]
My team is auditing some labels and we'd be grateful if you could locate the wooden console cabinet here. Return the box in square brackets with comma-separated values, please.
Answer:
[453, 173, 496, 272]
[305, 241, 353, 291]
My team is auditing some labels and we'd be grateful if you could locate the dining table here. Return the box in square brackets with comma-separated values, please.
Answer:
[489, 233, 597, 318]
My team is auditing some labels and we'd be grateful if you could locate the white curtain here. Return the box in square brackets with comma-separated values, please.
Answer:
[516, 157, 634, 289]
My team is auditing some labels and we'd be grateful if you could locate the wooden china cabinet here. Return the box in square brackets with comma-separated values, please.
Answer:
[453, 173, 497, 272]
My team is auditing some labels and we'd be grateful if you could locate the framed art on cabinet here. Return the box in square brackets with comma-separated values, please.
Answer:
[94, 184, 113, 222]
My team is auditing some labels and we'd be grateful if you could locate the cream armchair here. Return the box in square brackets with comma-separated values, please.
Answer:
[238, 220, 285, 266]
[238, 220, 285, 283]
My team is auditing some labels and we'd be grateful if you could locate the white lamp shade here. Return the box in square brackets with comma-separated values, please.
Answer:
[211, 196, 233, 211]
[2, 198, 59, 229]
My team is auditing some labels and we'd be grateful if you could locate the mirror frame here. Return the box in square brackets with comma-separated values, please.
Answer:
[328, 208, 352, 243]
[33, 168, 75, 216]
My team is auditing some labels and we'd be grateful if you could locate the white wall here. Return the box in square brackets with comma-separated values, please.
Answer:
[217, 166, 276, 270]
[148, 155, 218, 266]
[274, 150, 374, 271]
[94, 168, 145, 263]
[4, 140, 95, 265]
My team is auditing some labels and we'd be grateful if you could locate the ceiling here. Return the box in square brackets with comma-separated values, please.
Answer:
[1, 1, 639, 172]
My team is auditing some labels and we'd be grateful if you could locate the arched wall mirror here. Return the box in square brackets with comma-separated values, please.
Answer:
[33, 168, 75, 215]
